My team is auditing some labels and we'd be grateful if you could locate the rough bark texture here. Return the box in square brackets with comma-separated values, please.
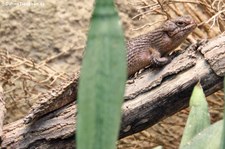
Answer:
[24, 72, 80, 124]
[1, 36, 225, 148]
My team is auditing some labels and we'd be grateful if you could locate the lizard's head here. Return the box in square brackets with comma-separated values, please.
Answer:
[163, 15, 197, 39]
[157, 15, 197, 54]
[163, 16, 197, 42]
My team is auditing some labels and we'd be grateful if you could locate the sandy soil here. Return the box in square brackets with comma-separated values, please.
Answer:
[0, 0, 167, 124]
[0, 0, 224, 148]
[0, 0, 93, 123]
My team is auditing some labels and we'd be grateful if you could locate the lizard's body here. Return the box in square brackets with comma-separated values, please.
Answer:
[24, 16, 197, 123]
[127, 16, 196, 76]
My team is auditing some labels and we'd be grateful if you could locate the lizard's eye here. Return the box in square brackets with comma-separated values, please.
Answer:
[176, 21, 187, 27]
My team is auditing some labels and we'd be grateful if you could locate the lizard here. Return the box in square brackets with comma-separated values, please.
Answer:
[127, 15, 197, 76]
[24, 15, 197, 123]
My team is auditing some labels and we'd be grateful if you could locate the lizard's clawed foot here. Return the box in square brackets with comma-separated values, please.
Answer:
[152, 57, 171, 67]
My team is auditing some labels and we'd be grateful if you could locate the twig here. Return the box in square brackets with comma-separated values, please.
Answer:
[132, 19, 166, 31]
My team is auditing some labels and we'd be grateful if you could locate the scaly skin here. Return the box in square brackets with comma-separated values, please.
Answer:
[24, 72, 80, 123]
[127, 16, 197, 76]
[24, 16, 196, 123]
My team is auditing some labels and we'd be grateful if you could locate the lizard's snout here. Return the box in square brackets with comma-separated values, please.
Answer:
[189, 19, 197, 29]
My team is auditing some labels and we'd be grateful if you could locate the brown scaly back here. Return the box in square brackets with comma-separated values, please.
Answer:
[126, 16, 197, 76]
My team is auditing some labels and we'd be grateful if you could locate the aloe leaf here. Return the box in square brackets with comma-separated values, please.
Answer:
[182, 120, 223, 149]
[77, 0, 126, 149]
[179, 83, 210, 148]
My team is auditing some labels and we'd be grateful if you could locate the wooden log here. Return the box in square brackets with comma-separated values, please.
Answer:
[1, 36, 225, 148]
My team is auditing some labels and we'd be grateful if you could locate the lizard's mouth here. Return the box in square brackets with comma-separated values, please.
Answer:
[182, 23, 197, 34]
[187, 20, 197, 30]
[169, 22, 197, 37]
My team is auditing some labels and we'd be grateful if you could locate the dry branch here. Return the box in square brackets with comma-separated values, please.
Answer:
[1, 35, 225, 148]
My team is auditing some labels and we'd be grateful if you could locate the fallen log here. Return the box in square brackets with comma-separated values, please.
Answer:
[1, 35, 225, 148]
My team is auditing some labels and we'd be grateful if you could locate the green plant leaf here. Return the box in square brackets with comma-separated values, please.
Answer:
[179, 83, 210, 148]
[220, 77, 225, 149]
[182, 120, 223, 149]
[77, 0, 127, 149]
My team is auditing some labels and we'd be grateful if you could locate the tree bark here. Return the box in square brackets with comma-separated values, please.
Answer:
[1, 36, 225, 148]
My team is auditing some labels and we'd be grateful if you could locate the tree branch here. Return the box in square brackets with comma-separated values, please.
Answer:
[2, 35, 225, 148]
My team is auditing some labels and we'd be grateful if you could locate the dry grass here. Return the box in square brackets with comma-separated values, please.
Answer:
[128, 0, 225, 39]
[0, 49, 72, 123]
[0, 0, 224, 148]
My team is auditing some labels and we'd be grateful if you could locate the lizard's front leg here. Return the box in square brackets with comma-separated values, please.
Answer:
[149, 48, 171, 67]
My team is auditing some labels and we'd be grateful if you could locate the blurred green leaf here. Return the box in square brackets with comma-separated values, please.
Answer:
[182, 120, 223, 149]
[77, 0, 126, 149]
[179, 83, 210, 148]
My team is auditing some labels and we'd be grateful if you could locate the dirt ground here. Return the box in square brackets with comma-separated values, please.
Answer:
[0, 0, 224, 149]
